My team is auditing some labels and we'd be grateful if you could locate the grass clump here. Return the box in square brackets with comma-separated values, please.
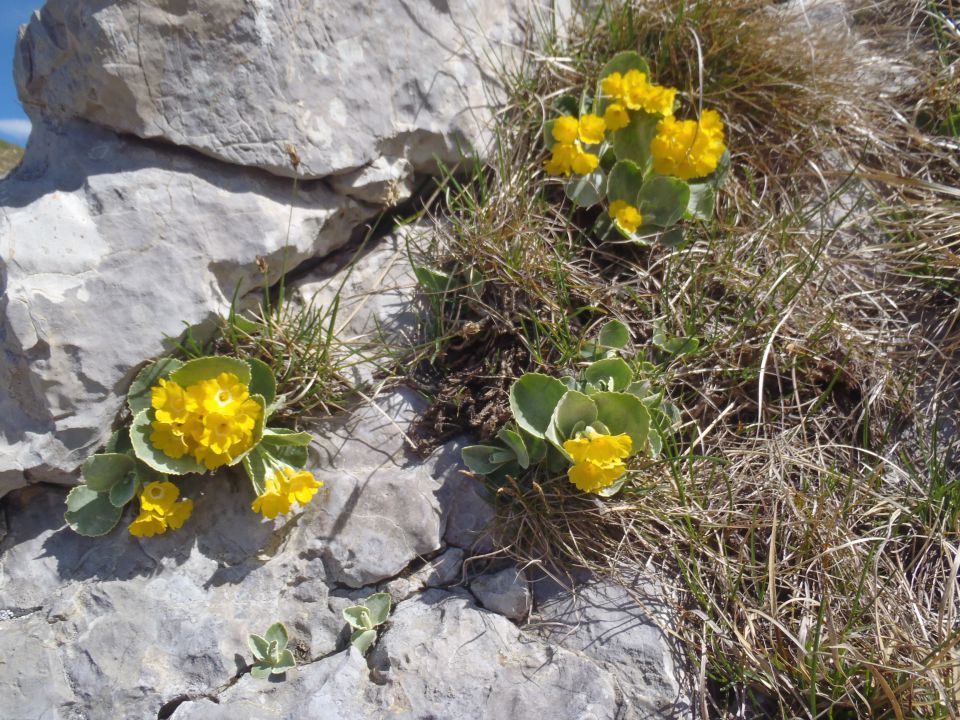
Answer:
[407, 0, 960, 716]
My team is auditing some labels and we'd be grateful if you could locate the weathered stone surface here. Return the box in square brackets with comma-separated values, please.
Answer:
[385, 546, 466, 602]
[470, 565, 531, 620]
[0, 120, 367, 495]
[173, 589, 622, 719]
[537, 577, 693, 720]
[15, 0, 560, 192]
[437, 436, 498, 552]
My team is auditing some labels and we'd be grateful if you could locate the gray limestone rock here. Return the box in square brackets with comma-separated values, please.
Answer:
[470, 565, 531, 620]
[536, 577, 693, 720]
[0, 120, 367, 495]
[15, 0, 564, 192]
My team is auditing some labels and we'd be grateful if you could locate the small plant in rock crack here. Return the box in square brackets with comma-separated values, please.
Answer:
[342, 592, 392, 655]
[462, 320, 681, 496]
[248, 622, 297, 679]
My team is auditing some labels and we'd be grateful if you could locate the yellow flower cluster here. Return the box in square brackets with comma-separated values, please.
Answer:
[150, 373, 262, 470]
[608, 200, 643, 234]
[563, 429, 633, 493]
[129, 481, 193, 537]
[650, 109, 726, 181]
[545, 114, 606, 176]
[601, 70, 677, 117]
[252, 467, 324, 519]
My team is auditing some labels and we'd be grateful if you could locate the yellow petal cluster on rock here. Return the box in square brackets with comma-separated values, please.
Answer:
[150, 373, 262, 470]
[129, 481, 194, 537]
[252, 467, 324, 519]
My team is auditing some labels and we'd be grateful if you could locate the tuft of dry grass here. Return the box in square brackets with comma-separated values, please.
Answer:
[407, 0, 960, 716]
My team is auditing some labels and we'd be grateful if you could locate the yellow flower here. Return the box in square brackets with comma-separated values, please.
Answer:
[621, 70, 676, 116]
[285, 468, 323, 505]
[552, 116, 579, 144]
[194, 445, 233, 471]
[650, 112, 726, 181]
[149, 421, 190, 459]
[151, 379, 195, 425]
[140, 480, 180, 513]
[129, 483, 194, 537]
[129, 512, 166, 538]
[199, 411, 245, 456]
[545, 142, 577, 176]
[601, 72, 624, 100]
[603, 103, 630, 131]
[563, 429, 633, 494]
[578, 113, 606, 145]
[252, 475, 293, 519]
[570, 146, 599, 175]
[198, 373, 251, 415]
[608, 200, 643, 234]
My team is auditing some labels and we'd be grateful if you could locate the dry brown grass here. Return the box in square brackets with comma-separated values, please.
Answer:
[406, 0, 960, 716]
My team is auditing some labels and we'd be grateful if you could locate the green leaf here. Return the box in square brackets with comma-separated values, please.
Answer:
[461, 445, 510, 475]
[64, 486, 123, 537]
[652, 326, 700, 357]
[413, 265, 455, 295]
[108, 471, 139, 508]
[264, 622, 289, 650]
[129, 409, 206, 475]
[343, 606, 373, 632]
[250, 662, 273, 680]
[509, 373, 569, 439]
[596, 473, 631, 498]
[554, 95, 580, 117]
[599, 51, 651, 82]
[81, 453, 135, 492]
[523, 431, 547, 464]
[496, 428, 529, 470]
[247, 358, 277, 407]
[612, 113, 659, 172]
[362, 593, 392, 626]
[243, 446, 269, 495]
[351, 628, 378, 655]
[598, 319, 630, 349]
[543, 118, 559, 150]
[127, 358, 184, 415]
[272, 649, 296, 673]
[592, 391, 650, 452]
[170, 356, 251, 388]
[547, 391, 598, 448]
[584, 357, 633, 392]
[606, 160, 644, 205]
[626, 381, 654, 399]
[638, 176, 691, 227]
[264, 443, 308, 470]
[685, 181, 716, 221]
[262, 428, 313, 446]
[248, 634, 270, 662]
[565, 170, 605, 208]
[648, 428, 663, 458]
[105, 428, 132, 454]
[660, 227, 686, 248]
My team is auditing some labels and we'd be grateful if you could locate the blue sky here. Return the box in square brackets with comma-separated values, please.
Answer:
[1, 0, 40, 146]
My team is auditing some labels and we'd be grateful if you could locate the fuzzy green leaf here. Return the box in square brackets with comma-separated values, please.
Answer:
[547, 391, 598, 449]
[510, 373, 569, 439]
[685, 181, 716, 221]
[81, 453, 135, 492]
[598, 319, 630, 349]
[351, 628, 378, 655]
[461, 445, 510, 475]
[250, 662, 273, 680]
[584, 358, 633, 392]
[105, 428, 132, 454]
[606, 160, 644, 205]
[248, 634, 270, 662]
[638, 176, 690, 227]
[247, 358, 277, 407]
[243, 446, 269, 496]
[496, 428, 529, 470]
[264, 623, 289, 650]
[523, 430, 547, 464]
[272, 649, 296, 673]
[362, 593, 392, 626]
[170, 356, 251, 388]
[264, 443, 308, 470]
[565, 170, 605, 208]
[130, 409, 206, 475]
[262, 428, 313, 447]
[611, 113, 659, 171]
[127, 358, 184, 415]
[592, 391, 650, 452]
[343, 606, 373, 632]
[64, 486, 123, 537]
[108, 471, 139, 508]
